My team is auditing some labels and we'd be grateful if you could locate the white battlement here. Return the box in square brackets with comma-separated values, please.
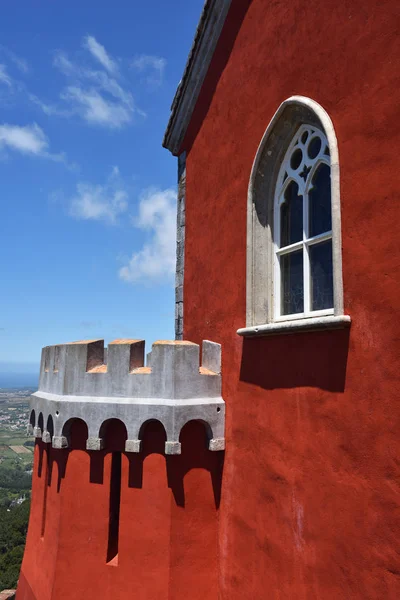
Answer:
[30, 339, 225, 455]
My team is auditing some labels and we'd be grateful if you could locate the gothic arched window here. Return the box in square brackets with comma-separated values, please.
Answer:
[274, 125, 333, 319]
[238, 96, 350, 336]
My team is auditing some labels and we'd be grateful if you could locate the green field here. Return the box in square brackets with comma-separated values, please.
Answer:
[0, 391, 34, 588]
[0, 396, 34, 507]
[0, 432, 34, 469]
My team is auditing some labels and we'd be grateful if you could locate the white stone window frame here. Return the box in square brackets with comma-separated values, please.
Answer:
[238, 96, 350, 337]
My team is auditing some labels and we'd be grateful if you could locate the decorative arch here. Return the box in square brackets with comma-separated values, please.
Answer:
[99, 418, 128, 439]
[99, 418, 127, 452]
[138, 419, 167, 442]
[41, 414, 55, 444]
[244, 95, 344, 329]
[178, 418, 214, 444]
[46, 415, 54, 437]
[38, 412, 44, 434]
[137, 419, 168, 455]
[61, 418, 88, 449]
[29, 409, 36, 429]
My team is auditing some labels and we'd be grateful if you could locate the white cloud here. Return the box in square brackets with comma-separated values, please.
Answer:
[9, 53, 28, 74]
[0, 122, 74, 168]
[0, 123, 48, 154]
[53, 51, 76, 76]
[48, 44, 141, 129]
[29, 93, 73, 117]
[7, 53, 28, 74]
[84, 35, 117, 74]
[86, 69, 133, 105]
[0, 47, 29, 74]
[69, 167, 128, 223]
[61, 85, 133, 128]
[119, 188, 176, 284]
[0, 64, 12, 87]
[131, 54, 166, 86]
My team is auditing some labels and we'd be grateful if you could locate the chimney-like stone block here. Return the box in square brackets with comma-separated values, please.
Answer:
[202, 341, 221, 374]
[64, 340, 104, 394]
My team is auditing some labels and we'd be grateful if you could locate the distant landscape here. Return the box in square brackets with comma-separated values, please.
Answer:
[0, 383, 35, 590]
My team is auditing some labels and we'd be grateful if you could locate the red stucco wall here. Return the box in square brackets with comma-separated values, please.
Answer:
[180, 0, 400, 598]
[17, 421, 222, 599]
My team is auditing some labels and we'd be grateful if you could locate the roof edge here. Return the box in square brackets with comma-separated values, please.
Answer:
[163, 0, 232, 156]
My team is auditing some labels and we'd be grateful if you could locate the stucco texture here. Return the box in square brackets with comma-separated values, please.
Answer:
[181, 0, 400, 598]
[17, 420, 223, 599]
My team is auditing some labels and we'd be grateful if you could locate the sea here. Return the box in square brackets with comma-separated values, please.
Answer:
[0, 373, 38, 389]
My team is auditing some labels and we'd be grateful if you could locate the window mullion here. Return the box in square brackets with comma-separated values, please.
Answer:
[304, 242, 310, 315]
[274, 246, 281, 321]
[273, 180, 280, 320]
[303, 183, 310, 314]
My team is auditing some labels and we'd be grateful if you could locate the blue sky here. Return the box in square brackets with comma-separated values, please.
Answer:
[0, 0, 204, 372]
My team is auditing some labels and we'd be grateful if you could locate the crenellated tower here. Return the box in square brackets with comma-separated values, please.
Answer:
[30, 338, 225, 454]
[17, 339, 225, 600]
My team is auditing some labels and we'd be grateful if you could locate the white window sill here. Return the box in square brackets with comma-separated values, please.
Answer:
[237, 315, 351, 337]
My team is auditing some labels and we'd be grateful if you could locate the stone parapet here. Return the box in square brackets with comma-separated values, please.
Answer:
[29, 339, 225, 455]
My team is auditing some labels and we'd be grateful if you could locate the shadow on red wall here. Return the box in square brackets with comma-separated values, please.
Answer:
[240, 328, 350, 392]
[21, 419, 223, 599]
[37, 418, 223, 508]
[127, 420, 223, 509]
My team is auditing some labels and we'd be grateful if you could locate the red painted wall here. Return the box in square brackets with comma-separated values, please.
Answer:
[17, 420, 222, 599]
[180, 0, 400, 598]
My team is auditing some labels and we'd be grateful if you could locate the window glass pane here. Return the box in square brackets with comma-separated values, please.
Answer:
[310, 240, 333, 310]
[280, 181, 302, 247]
[281, 250, 304, 315]
[309, 163, 332, 237]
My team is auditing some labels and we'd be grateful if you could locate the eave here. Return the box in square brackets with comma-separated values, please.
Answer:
[163, 0, 232, 156]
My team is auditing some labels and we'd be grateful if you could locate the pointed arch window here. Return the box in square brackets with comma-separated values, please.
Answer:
[238, 96, 350, 336]
[274, 125, 333, 320]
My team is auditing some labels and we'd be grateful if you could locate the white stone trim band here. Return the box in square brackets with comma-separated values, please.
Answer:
[237, 315, 351, 337]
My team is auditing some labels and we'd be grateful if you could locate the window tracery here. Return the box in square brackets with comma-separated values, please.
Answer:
[274, 125, 333, 320]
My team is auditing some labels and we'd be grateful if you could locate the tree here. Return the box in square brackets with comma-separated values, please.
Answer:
[0, 500, 30, 589]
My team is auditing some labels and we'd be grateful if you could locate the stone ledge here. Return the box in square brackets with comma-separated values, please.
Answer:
[237, 315, 351, 337]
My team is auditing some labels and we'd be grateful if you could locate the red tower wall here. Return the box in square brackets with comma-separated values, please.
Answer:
[180, 0, 400, 598]
[17, 421, 222, 599]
